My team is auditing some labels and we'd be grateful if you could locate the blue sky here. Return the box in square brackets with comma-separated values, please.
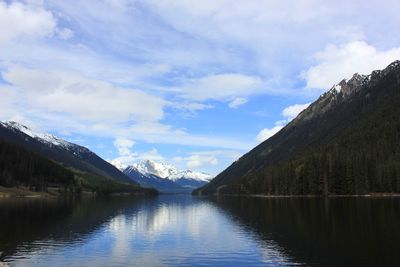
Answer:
[1, 0, 400, 175]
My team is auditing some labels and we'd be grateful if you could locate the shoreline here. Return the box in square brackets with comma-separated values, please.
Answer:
[205, 193, 400, 198]
[0, 186, 156, 198]
[0, 186, 95, 199]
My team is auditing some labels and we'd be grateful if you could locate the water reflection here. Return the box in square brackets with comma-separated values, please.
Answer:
[211, 196, 400, 266]
[1, 196, 399, 266]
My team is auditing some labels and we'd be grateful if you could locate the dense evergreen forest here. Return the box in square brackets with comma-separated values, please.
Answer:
[0, 138, 75, 191]
[0, 138, 157, 195]
[235, 100, 400, 195]
[195, 61, 400, 196]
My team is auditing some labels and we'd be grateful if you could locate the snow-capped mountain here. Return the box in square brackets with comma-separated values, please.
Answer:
[124, 165, 183, 192]
[0, 121, 133, 184]
[132, 159, 212, 182]
[133, 159, 179, 178]
[1, 121, 75, 149]
[168, 169, 211, 182]
[120, 159, 213, 192]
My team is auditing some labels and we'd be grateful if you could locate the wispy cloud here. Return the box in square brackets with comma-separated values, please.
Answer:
[228, 98, 248, 109]
[180, 74, 263, 101]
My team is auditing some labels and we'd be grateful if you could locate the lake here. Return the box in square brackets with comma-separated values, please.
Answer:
[1, 195, 400, 266]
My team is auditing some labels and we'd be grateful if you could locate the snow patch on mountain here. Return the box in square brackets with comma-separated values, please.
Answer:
[133, 159, 179, 178]
[333, 84, 342, 93]
[169, 170, 211, 182]
[124, 159, 213, 182]
[2, 121, 74, 149]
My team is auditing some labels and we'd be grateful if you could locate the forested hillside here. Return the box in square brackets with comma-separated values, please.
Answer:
[0, 138, 74, 191]
[0, 138, 157, 196]
[0, 121, 134, 184]
[194, 61, 400, 196]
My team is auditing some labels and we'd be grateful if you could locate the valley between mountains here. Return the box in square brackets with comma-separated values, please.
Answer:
[0, 121, 212, 196]
[1, 61, 400, 197]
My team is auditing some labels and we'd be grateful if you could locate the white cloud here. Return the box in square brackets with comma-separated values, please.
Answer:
[1, 65, 166, 123]
[172, 149, 244, 174]
[174, 149, 241, 167]
[256, 125, 283, 143]
[110, 138, 137, 169]
[113, 138, 135, 156]
[282, 103, 310, 120]
[302, 41, 400, 89]
[228, 97, 248, 108]
[181, 73, 263, 101]
[185, 155, 219, 169]
[256, 102, 310, 143]
[3, 66, 256, 152]
[0, 1, 56, 44]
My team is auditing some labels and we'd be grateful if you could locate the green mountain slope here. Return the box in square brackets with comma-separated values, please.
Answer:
[0, 121, 134, 185]
[194, 61, 400, 196]
[0, 138, 157, 196]
[0, 138, 74, 191]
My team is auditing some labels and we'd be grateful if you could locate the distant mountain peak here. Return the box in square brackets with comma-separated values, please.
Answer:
[168, 169, 212, 182]
[127, 159, 213, 181]
[133, 159, 179, 178]
[118, 159, 213, 192]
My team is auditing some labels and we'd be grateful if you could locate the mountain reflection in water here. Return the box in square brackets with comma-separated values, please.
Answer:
[1, 195, 399, 266]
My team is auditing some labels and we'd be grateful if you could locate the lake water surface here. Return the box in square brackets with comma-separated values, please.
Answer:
[1, 195, 400, 266]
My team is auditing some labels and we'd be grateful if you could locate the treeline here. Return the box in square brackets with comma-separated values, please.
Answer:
[72, 170, 158, 195]
[0, 138, 75, 191]
[221, 93, 400, 195]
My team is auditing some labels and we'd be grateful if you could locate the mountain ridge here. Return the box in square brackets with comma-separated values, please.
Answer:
[194, 60, 400, 196]
[131, 159, 212, 182]
[0, 121, 135, 185]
